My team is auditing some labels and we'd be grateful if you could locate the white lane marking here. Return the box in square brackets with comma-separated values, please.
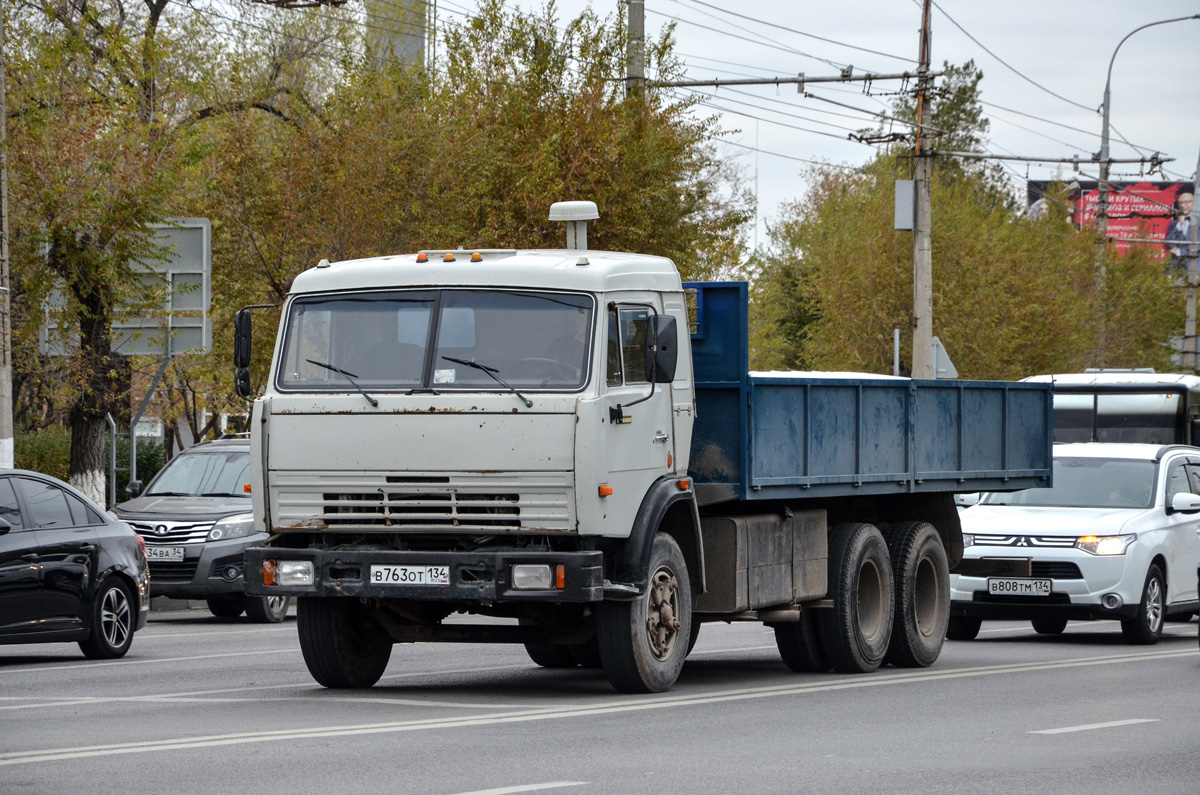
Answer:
[451, 783, 587, 795]
[1029, 718, 1160, 735]
[0, 647, 1194, 766]
[0, 648, 290, 675]
[137, 626, 295, 640]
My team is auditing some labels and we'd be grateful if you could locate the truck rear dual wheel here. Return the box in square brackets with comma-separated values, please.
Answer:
[773, 610, 830, 673]
[883, 521, 950, 668]
[597, 533, 692, 693]
[297, 597, 393, 688]
[818, 523, 894, 674]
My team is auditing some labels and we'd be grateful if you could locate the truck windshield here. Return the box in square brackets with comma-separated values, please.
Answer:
[983, 457, 1155, 509]
[147, 450, 251, 498]
[276, 289, 594, 393]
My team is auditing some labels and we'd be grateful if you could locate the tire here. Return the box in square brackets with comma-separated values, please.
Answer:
[245, 594, 291, 624]
[817, 523, 894, 673]
[946, 615, 981, 641]
[570, 635, 603, 668]
[883, 521, 950, 668]
[79, 578, 136, 660]
[597, 533, 692, 693]
[207, 597, 245, 619]
[523, 643, 578, 668]
[297, 597, 393, 688]
[1121, 565, 1165, 645]
[773, 609, 830, 673]
[1031, 617, 1068, 635]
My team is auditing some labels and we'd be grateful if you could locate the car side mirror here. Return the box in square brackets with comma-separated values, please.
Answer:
[645, 315, 678, 384]
[954, 492, 980, 508]
[126, 480, 144, 499]
[1169, 492, 1200, 514]
[234, 309, 253, 369]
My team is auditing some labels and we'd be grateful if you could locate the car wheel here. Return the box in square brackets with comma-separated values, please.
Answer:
[1121, 564, 1165, 645]
[1031, 617, 1068, 635]
[206, 597, 245, 619]
[945, 615, 982, 641]
[79, 578, 135, 659]
[245, 594, 291, 623]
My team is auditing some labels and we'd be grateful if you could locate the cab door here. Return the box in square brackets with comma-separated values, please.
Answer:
[601, 301, 675, 537]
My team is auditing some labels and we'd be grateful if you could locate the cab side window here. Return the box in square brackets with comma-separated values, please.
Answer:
[606, 307, 650, 386]
[16, 477, 75, 529]
[0, 478, 25, 532]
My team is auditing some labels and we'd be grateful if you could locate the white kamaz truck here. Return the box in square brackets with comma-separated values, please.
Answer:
[234, 202, 1052, 693]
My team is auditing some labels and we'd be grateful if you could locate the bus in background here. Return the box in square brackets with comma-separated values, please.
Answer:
[1022, 370, 1200, 445]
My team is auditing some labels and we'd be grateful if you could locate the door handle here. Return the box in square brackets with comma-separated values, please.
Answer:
[654, 432, 670, 444]
[21, 553, 39, 562]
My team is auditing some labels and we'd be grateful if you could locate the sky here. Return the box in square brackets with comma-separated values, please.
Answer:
[442, 0, 1200, 250]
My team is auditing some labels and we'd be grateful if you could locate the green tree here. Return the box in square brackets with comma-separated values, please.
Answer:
[753, 64, 1181, 378]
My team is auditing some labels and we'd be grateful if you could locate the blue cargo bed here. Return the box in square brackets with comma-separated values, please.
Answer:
[685, 282, 1053, 506]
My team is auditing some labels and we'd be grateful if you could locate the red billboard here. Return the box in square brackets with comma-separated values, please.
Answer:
[1028, 180, 1194, 266]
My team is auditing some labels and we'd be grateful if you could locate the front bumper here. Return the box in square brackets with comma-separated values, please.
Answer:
[951, 548, 1139, 621]
[243, 546, 606, 603]
[141, 534, 270, 599]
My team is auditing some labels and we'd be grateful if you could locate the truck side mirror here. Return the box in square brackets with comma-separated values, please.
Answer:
[126, 480, 143, 499]
[646, 315, 678, 384]
[234, 309, 252, 369]
[235, 367, 253, 400]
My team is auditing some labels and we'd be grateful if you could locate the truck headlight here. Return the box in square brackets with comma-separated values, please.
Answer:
[208, 513, 256, 541]
[1076, 533, 1136, 555]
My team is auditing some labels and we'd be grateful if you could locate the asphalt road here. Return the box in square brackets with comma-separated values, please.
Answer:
[2, 608, 1198, 795]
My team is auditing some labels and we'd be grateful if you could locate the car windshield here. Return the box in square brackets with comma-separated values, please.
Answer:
[146, 450, 251, 497]
[983, 457, 1156, 509]
[276, 289, 594, 393]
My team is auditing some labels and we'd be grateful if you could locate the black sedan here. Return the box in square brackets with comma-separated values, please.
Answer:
[0, 470, 149, 658]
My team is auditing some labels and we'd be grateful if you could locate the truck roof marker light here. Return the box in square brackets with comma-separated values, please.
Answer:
[262, 560, 277, 586]
[556, 564, 566, 590]
[443, 253, 456, 262]
[598, 485, 613, 497]
[244, 484, 251, 494]
[416, 252, 428, 263]
[316, 258, 330, 268]
[576, 257, 589, 266]
[677, 479, 691, 490]
[471, 252, 483, 262]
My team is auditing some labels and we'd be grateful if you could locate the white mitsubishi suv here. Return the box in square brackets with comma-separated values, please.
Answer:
[951, 443, 1200, 644]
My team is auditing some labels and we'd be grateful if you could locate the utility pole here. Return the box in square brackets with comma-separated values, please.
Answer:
[0, 2, 14, 468]
[626, 0, 644, 95]
[1186, 147, 1200, 370]
[910, 0, 934, 379]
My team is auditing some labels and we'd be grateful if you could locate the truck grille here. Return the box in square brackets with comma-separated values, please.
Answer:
[271, 472, 574, 533]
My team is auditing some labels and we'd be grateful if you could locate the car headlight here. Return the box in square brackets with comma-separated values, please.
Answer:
[962, 533, 974, 547]
[1076, 533, 1136, 555]
[207, 513, 257, 542]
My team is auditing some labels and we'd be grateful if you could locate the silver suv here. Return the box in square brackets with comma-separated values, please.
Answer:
[114, 437, 290, 622]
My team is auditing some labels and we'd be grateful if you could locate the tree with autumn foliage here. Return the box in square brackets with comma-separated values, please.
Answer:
[751, 63, 1181, 379]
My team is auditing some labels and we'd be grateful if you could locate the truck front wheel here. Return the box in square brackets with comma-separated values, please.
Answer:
[818, 523, 894, 673]
[883, 521, 950, 668]
[597, 533, 692, 693]
[297, 597, 393, 688]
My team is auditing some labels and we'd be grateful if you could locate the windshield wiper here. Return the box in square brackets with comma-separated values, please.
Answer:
[441, 356, 532, 408]
[199, 492, 247, 498]
[306, 359, 379, 407]
[146, 491, 191, 497]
